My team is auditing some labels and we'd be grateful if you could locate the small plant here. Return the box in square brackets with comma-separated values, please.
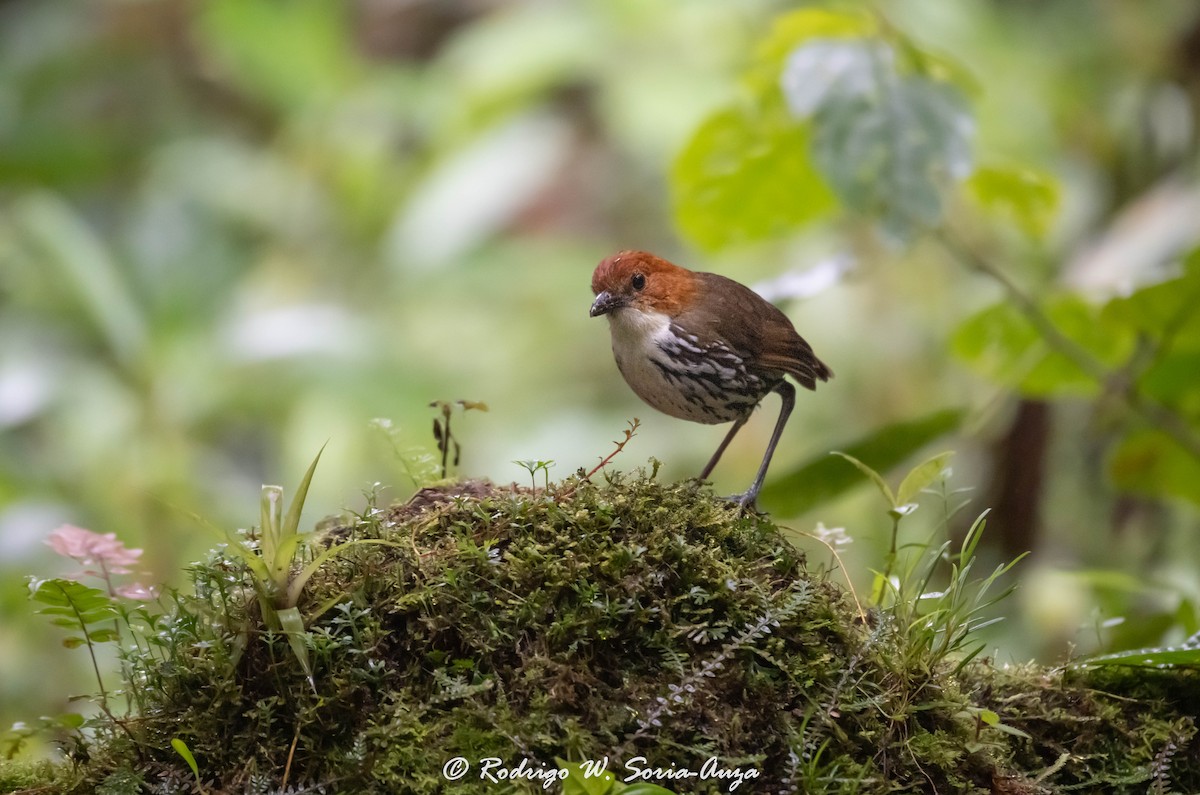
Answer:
[192, 445, 398, 686]
[619, 583, 813, 753]
[32, 527, 159, 698]
[514, 459, 555, 491]
[833, 450, 953, 603]
[837, 451, 1026, 672]
[430, 399, 488, 479]
[26, 525, 163, 755]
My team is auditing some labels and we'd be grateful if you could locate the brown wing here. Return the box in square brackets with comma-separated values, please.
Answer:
[679, 272, 833, 391]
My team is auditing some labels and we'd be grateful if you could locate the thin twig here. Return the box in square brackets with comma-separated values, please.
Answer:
[584, 418, 641, 481]
[790, 527, 866, 622]
[281, 724, 301, 791]
[558, 418, 641, 500]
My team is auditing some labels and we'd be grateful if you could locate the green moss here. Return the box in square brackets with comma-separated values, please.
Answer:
[5, 469, 1199, 793]
[0, 759, 71, 793]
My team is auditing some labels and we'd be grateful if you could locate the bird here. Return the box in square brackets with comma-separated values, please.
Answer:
[589, 250, 832, 511]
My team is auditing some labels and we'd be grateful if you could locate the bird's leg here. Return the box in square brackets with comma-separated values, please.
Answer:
[735, 380, 796, 512]
[699, 416, 748, 481]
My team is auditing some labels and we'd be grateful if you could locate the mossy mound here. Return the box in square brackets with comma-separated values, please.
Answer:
[9, 469, 1200, 794]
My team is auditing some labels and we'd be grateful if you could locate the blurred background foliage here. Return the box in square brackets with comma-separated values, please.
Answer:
[3, 0, 1200, 744]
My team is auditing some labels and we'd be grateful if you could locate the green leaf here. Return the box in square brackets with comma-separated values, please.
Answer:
[1079, 645, 1200, 669]
[276, 605, 315, 691]
[1100, 249, 1200, 339]
[621, 784, 682, 795]
[558, 760, 616, 795]
[196, 0, 360, 111]
[760, 408, 964, 514]
[279, 443, 326, 550]
[172, 737, 201, 779]
[747, 8, 877, 102]
[88, 627, 120, 643]
[989, 721, 1032, 739]
[895, 451, 955, 507]
[1108, 429, 1200, 506]
[53, 713, 85, 730]
[10, 194, 147, 365]
[952, 295, 1135, 396]
[29, 579, 118, 631]
[965, 165, 1060, 238]
[671, 107, 836, 251]
[974, 708, 1033, 740]
[782, 39, 974, 239]
[257, 443, 328, 604]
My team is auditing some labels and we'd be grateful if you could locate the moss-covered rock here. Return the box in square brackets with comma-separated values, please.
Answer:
[5, 470, 1199, 793]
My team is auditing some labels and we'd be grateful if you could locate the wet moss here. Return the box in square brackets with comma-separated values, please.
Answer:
[6, 469, 1200, 793]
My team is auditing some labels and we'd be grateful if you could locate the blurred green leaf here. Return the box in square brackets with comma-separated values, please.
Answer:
[54, 713, 85, 730]
[986, 717, 1032, 739]
[11, 193, 147, 365]
[1100, 250, 1200, 340]
[196, 0, 360, 111]
[1108, 429, 1200, 506]
[1177, 598, 1199, 636]
[965, 165, 1060, 238]
[671, 107, 835, 251]
[952, 294, 1135, 396]
[748, 8, 877, 102]
[88, 628, 120, 644]
[761, 408, 964, 514]
[782, 39, 974, 239]
[437, 4, 598, 121]
[1135, 350, 1200, 405]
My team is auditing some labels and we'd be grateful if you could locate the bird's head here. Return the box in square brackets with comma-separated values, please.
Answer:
[589, 250, 695, 318]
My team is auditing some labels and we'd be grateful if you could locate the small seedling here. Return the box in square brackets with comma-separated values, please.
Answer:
[836, 451, 1026, 672]
[171, 738, 207, 794]
[514, 459, 555, 491]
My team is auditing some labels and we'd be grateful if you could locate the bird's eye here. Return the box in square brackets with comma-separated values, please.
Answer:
[631, 273, 646, 291]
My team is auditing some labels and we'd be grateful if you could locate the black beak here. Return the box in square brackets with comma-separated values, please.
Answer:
[589, 291, 625, 317]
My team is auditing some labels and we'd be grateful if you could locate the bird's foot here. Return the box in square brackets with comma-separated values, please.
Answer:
[721, 490, 764, 515]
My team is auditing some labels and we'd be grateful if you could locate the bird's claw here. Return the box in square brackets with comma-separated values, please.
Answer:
[721, 491, 764, 515]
